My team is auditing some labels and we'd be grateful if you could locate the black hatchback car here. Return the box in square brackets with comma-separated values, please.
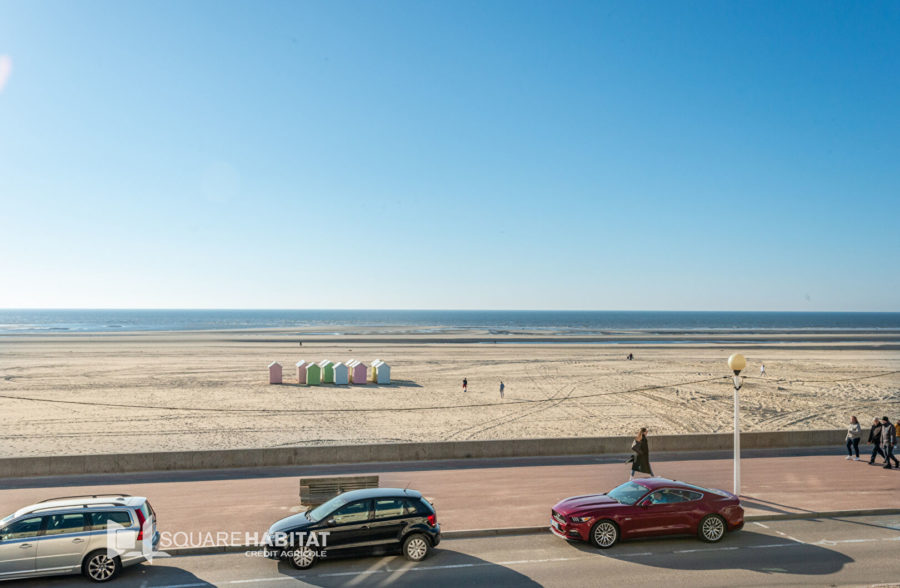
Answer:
[264, 488, 440, 569]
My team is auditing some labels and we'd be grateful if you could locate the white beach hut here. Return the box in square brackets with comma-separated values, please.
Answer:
[373, 359, 391, 384]
[296, 360, 307, 384]
[333, 362, 349, 385]
[268, 361, 283, 385]
[319, 360, 335, 384]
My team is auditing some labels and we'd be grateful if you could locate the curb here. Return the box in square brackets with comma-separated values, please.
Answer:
[160, 508, 900, 557]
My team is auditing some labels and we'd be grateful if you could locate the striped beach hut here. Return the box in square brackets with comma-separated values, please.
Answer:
[319, 360, 335, 384]
[268, 361, 283, 385]
[296, 360, 307, 384]
[305, 362, 322, 386]
[371, 359, 391, 384]
[333, 362, 349, 385]
[348, 360, 367, 384]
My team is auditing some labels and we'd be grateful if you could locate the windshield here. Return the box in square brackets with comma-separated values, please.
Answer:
[307, 494, 352, 523]
[607, 481, 650, 505]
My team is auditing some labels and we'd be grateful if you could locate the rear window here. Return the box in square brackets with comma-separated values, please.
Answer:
[410, 497, 435, 515]
[88, 511, 132, 529]
[140, 502, 154, 521]
[43, 513, 87, 535]
[681, 483, 729, 497]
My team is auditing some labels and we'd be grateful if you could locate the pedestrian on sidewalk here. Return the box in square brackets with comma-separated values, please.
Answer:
[628, 427, 653, 480]
[499, 381, 505, 398]
[845, 416, 861, 460]
[868, 418, 885, 464]
[462, 377, 468, 393]
[881, 416, 898, 469]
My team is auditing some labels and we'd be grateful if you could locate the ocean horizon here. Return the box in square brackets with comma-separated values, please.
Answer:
[1, 309, 899, 334]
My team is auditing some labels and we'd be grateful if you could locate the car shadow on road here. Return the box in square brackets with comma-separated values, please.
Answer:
[6, 562, 214, 587]
[563, 530, 852, 576]
[271, 548, 542, 587]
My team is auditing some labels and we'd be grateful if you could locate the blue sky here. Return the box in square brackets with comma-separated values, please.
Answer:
[1, 0, 898, 310]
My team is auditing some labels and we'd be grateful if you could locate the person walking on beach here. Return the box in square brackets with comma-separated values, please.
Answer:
[881, 416, 898, 469]
[845, 416, 861, 460]
[760, 363, 766, 376]
[868, 418, 885, 464]
[628, 428, 653, 480]
[462, 378, 468, 393]
[499, 381, 505, 398]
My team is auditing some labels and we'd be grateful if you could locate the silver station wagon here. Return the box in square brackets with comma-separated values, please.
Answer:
[0, 494, 159, 583]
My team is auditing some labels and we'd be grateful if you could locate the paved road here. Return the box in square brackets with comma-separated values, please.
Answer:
[14, 515, 900, 587]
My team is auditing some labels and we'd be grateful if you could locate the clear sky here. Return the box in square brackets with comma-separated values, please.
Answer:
[1, 0, 898, 311]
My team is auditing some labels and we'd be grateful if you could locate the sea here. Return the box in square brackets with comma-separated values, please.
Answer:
[0, 310, 898, 335]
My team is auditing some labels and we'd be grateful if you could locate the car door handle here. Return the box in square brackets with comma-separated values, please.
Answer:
[73, 538, 84, 543]
[360, 526, 369, 530]
[19, 543, 32, 549]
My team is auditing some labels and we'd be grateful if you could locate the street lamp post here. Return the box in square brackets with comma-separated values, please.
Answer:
[727, 353, 746, 496]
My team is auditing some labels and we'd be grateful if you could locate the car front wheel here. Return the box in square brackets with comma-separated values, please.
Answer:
[288, 546, 317, 570]
[82, 550, 122, 583]
[589, 520, 619, 549]
[403, 533, 431, 561]
[698, 514, 726, 542]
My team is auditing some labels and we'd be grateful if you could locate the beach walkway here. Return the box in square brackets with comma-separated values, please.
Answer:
[0, 447, 897, 549]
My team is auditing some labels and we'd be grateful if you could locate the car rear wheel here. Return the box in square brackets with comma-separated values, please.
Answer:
[589, 520, 619, 549]
[289, 546, 317, 570]
[698, 514, 726, 543]
[403, 533, 431, 561]
[82, 550, 121, 583]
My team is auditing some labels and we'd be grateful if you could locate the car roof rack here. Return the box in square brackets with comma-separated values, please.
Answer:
[37, 494, 131, 504]
[25, 502, 130, 514]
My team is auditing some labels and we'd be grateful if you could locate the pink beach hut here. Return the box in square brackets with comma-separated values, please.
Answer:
[296, 360, 307, 384]
[348, 360, 367, 384]
[333, 362, 349, 385]
[268, 361, 283, 385]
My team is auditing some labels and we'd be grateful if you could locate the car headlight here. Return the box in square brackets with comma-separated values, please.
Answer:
[570, 516, 591, 523]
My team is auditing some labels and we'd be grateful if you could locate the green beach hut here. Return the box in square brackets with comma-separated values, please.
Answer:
[305, 362, 321, 386]
[319, 360, 335, 384]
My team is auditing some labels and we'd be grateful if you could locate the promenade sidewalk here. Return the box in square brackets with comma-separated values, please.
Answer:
[0, 447, 897, 548]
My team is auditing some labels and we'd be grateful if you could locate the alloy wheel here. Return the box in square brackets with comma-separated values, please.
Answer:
[88, 554, 116, 581]
[292, 547, 316, 568]
[702, 516, 725, 541]
[406, 536, 428, 560]
[593, 521, 617, 547]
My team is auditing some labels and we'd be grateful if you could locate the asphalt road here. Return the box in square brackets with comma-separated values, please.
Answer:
[12, 515, 900, 587]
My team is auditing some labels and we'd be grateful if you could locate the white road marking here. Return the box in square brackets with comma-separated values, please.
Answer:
[753, 522, 769, 528]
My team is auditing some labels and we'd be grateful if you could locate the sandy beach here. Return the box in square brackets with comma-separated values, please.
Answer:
[1, 329, 898, 457]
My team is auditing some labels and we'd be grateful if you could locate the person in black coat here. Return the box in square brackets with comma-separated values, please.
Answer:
[868, 418, 885, 464]
[628, 427, 653, 480]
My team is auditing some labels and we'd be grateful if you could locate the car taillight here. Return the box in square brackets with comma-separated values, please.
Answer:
[427, 514, 436, 527]
[135, 508, 146, 541]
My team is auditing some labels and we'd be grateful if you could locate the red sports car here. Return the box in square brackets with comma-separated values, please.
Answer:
[551, 477, 744, 548]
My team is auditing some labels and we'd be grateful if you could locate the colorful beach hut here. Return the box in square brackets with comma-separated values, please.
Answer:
[369, 359, 381, 383]
[371, 359, 391, 384]
[348, 360, 367, 384]
[319, 360, 335, 384]
[296, 360, 307, 384]
[268, 361, 282, 385]
[333, 362, 349, 385]
[305, 362, 321, 386]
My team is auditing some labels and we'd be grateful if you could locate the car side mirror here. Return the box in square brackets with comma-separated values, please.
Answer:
[326, 518, 336, 526]
[639, 500, 649, 508]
